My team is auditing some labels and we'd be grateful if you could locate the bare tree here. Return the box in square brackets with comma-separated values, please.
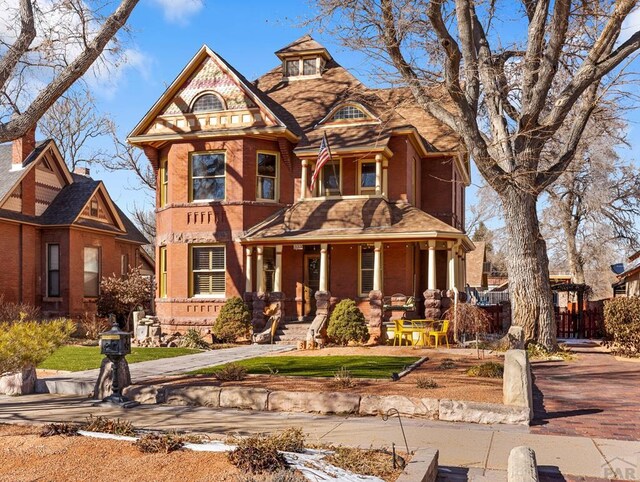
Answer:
[40, 86, 111, 170]
[0, 0, 139, 143]
[314, 0, 640, 349]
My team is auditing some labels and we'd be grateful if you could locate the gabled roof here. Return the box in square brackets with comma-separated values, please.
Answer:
[128, 45, 299, 141]
[466, 241, 487, 287]
[275, 34, 331, 60]
[242, 198, 472, 249]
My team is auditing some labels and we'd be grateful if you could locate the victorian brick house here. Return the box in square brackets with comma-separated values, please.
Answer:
[0, 131, 151, 318]
[128, 36, 473, 334]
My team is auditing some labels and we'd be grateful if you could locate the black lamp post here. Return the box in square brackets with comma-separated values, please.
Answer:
[99, 317, 138, 407]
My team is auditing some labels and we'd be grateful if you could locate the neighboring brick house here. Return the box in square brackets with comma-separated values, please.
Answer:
[128, 36, 473, 334]
[0, 130, 152, 318]
[615, 250, 640, 297]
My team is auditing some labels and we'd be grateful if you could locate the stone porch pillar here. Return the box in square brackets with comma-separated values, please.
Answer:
[274, 245, 283, 292]
[256, 246, 265, 293]
[245, 247, 253, 293]
[427, 241, 437, 290]
[319, 243, 328, 292]
[375, 154, 383, 195]
[300, 159, 309, 201]
[373, 242, 382, 291]
[368, 290, 384, 344]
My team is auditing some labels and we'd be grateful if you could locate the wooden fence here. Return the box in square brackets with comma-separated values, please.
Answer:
[555, 309, 603, 339]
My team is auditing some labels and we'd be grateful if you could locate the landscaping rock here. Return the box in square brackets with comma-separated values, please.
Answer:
[503, 349, 534, 419]
[506, 326, 525, 349]
[123, 385, 165, 404]
[438, 399, 530, 425]
[220, 387, 269, 410]
[0, 365, 36, 395]
[93, 358, 131, 400]
[508, 446, 539, 482]
[268, 390, 360, 414]
[359, 394, 438, 418]
[165, 386, 220, 407]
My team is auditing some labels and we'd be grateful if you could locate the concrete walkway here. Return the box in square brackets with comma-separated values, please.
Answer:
[1, 393, 638, 481]
[38, 344, 294, 395]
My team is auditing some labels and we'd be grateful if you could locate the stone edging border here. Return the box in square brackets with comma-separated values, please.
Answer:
[123, 384, 531, 425]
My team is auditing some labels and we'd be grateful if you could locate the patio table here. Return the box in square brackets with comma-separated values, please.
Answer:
[394, 319, 439, 346]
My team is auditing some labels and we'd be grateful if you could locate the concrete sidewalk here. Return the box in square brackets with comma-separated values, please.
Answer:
[1, 393, 638, 481]
[37, 344, 294, 395]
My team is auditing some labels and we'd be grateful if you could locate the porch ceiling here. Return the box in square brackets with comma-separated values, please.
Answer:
[241, 198, 472, 248]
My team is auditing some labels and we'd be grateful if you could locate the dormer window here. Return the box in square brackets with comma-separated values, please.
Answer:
[332, 105, 367, 121]
[283, 57, 323, 80]
[191, 93, 225, 113]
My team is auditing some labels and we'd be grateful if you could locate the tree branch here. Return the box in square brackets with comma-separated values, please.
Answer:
[0, 0, 35, 93]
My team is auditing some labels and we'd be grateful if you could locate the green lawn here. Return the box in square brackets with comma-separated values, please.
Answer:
[190, 355, 421, 379]
[38, 346, 202, 372]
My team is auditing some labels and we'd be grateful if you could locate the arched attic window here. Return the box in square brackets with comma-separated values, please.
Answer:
[331, 105, 368, 121]
[191, 93, 225, 113]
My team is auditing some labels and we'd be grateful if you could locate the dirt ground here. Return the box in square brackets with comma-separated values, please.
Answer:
[0, 424, 246, 482]
[158, 347, 504, 404]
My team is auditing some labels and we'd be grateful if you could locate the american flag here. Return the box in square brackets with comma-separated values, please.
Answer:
[310, 133, 331, 192]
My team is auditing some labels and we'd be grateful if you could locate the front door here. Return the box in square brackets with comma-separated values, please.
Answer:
[303, 254, 321, 317]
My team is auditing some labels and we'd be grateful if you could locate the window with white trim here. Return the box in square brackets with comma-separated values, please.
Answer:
[47, 244, 60, 297]
[332, 105, 367, 121]
[360, 246, 375, 295]
[285, 60, 300, 77]
[359, 161, 376, 194]
[256, 152, 278, 201]
[83, 247, 100, 297]
[191, 152, 225, 201]
[320, 160, 341, 196]
[192, 246, 225, 297]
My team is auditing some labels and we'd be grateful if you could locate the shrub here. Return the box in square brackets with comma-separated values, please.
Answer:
[97, 267, 152, 331]
[133, 432, 199, 453]
[0, 318, 75, 373]
[212, 297, 251, 343]
[79, 314, 110, 340]
[415, 376, 438, 389]
[466, 362, 504, 378]
[603, 297, 640, 357]
[325, 446, 406, 480]
[444, 303, 492, 353]
[227, 428, 305, 474]
[0, 295, 40, 322]
[213, 363, 248, 381]
[180, 328, 211, 349]
[82, 415, 136, 436]
[40, 423, 80, 437]
[438, 358, 456, 370]
[327, 299, 369, 345]
[333, 366, 355, 388]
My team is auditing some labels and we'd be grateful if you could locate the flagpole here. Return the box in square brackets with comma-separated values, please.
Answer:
[324, 132, 341, 196]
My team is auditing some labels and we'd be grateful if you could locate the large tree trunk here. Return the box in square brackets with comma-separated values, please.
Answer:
[501, 188, 557, 350]
[563, 220, 586, 284]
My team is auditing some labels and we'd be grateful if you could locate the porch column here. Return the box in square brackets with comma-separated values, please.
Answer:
[375, 154, 383, 195]
[274, 245, 283, 292]
[245, 247, 253, 293]
[300, 159, 309, 201]
[373, 242, 382, 291]
[447, 242, 456, 290]
[457, 247, 465, 289]
[319, 243, 328, 291]
[427, 241, 437, 290]
[256, 246, 265, 293]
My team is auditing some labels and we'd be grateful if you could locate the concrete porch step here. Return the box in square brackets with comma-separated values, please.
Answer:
[273, 321, 312, 344]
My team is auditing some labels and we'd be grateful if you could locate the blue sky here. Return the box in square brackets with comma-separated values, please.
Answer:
[83, 0, 639, 230]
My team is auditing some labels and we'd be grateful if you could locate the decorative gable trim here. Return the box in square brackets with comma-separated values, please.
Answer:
[72, 182, 126, 232]
[128, 45, 296, 144]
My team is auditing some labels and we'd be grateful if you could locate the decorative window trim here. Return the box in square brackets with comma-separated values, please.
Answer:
[189, 244, 226, 298]
[159, 246, 167, 298]
[89, 199, 99, 217]
[83, 246, 101, 298]
[317, 102, 379, 127]
[189, 150, 226, 203]
[357, 160, 377, 195]
[190, 91, 226, 113]
[256, 151, 280, 202]
[46, 243, 60, 298]
[282, 56, 324, 81]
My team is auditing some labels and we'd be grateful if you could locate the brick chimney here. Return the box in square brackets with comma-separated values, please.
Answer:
[74, 166, 91, 177]
[12, 125, 36, 169]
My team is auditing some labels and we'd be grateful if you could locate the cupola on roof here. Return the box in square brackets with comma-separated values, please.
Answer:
[275, 34, 332, 61]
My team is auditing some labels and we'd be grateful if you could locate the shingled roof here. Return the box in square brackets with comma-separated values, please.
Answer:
[0, 140, 51, 203]
[242, 198, 466, 244]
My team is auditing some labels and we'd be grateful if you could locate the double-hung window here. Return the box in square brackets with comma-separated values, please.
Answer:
[321, 160, 341, 196]
[47, 244, 60, 297]
[191, 152, 225, 201]
[84, 247, 100, 297]
[359, 246, 375, 295]
[159, 159, 168, 207]
[359, 161, 377, 194]
[159, 246, 167, 298]
[257, 152, 278, 201]
[192, 246, 225, 297]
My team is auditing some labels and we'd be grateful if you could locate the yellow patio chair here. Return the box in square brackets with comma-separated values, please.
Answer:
[393, 319, 412, 346]
[428, 319, 450, 348]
